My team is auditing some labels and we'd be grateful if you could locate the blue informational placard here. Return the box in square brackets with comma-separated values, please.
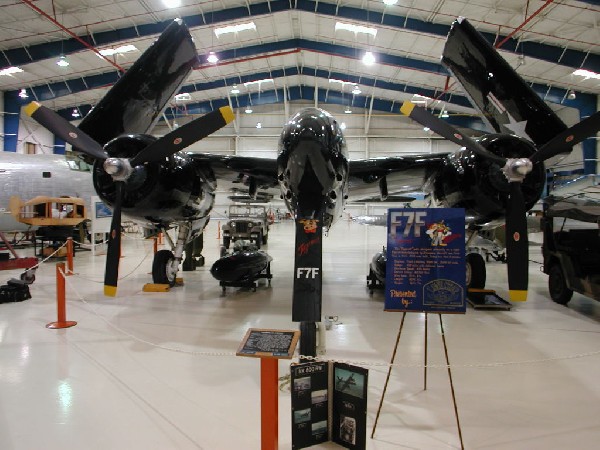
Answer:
[384, 208, 466, 314]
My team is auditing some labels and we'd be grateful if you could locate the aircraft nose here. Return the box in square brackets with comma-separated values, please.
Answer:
[286, 111, 332, 147]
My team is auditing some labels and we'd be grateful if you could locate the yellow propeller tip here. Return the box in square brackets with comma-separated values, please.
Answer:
[23, 101, 41, 117]
[400, 101, 415, 116]
[104, 285, 117, 297]
[219, 106, 235, 125]
[509, 290, 528, 302]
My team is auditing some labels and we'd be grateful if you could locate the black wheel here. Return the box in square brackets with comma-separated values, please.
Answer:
[466, 253, 486, 289]
[299, 321, 317, 358]
[223, 236, 230, 249]
[548, 264, 573, 305]
[152, 249, 177, 286]
[262, 231, 268, 245]
[255, 231, 262, 249]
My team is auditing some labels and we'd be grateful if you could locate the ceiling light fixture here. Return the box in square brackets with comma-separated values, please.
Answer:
[344, 106, 352, 114]
[362, 51, 376, 66]
[245, 107, 253, 114]
[0, 66, 23, 76]
[340, 122, 347, 130]
[383, 0, 398, 5]
[18, 88, 28, 99]
[56, 55, 69, 67]
[256, 122, 262, 129]
[98, 44, 137, 58]
[174, 93, 191, 101]
[72, 108, 80, 118]
[162, 0, 181, 8]
[567, 90, 577, 100]
[573, 69, 600, 80]
[207, 52, 219, 64]
[335, 22, 378, 38]
[231, 84, 240, 94]
[215, 21, 256, 37]
[244, 78, 274, 87]
[352, 85, 361, 95]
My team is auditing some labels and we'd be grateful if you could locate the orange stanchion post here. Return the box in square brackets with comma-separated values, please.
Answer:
[260, 358, 278, 450]
[66, 237, 74, 275]
[47, 262, 77, 329]
[158, 232, 163, 245]
[153, 237, 158, 254]
[217, 221, 221, 240]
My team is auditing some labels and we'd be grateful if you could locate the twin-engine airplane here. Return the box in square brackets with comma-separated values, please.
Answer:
[26, 18, 600, 356]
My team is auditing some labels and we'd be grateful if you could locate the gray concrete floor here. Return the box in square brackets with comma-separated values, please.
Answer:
[1, 219, 599, 449]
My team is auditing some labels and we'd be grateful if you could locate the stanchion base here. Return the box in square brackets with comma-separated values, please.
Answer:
[46, 321, 77, 329]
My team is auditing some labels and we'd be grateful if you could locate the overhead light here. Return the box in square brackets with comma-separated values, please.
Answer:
[162, 0, 181, 7]
[56, 55, 69, 67]
[335, 22, 378, 38]
[72, 109, 80, 118]
[0, 66, 23, 76]
[207, 52, 219, 64]
[423, 127, 431, 132]
[362, 51, 376, 66]
[383, 0, 398, 5]
[411, 94, 433, 104]
[340, 122, 347, 130]
[352, 85, 361, 95]
[573, 69, 600, 80]
[245, 107, 253, 114]
[244, 78, 274, 87]
[440, 111, 449, 118]
[18, 89, 28, 99]
[174, 93, 191, 101]
[256, 122, 262, 129]
[215, 21, 256, 37]
[344, 107, 352, 114]
[98, 44, 137, 58]
[567, 90, 577, 100]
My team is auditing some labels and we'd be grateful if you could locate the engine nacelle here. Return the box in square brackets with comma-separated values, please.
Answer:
[93, 134, 216, 230]
[431, 134, 546, 227]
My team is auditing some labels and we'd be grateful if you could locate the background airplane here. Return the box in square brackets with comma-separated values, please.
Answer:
[0, 152, 93, 232]
[26, 18, 600, 357]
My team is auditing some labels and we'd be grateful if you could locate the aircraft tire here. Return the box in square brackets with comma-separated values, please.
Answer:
[152, 249, 177, 286]
[466, 253, 486, 289]
[548, 264, 573, 305]
[255, 232, 262, 249]
[262, 232, 268, 245]
[223, 236, 230, 249]
[299, 321, 317, 358]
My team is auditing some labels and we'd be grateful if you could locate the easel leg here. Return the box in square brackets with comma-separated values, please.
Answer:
[424, 312, 428, 391]
[371, 312, 406, 439]
[439, 314, 464, 450]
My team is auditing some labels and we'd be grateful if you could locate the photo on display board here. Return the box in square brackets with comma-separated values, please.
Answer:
[311, 389, 328, 404]
[294, 408, 311, 424]
[339, 415, 356, 445]
[334, 367, 365, 399]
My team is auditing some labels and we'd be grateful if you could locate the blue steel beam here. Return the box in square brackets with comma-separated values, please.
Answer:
[2, 0, 599, 73]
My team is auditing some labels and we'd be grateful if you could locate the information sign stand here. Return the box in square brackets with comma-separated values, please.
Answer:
[237, 328, 300, 450]
[372, 208, 466, 449]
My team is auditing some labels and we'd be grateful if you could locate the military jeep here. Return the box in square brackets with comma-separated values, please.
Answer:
[222, 205, 269, 249]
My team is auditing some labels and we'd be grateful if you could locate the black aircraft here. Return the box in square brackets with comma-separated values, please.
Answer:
[26, 18, 600, 357]
[24, 19, 234, 297]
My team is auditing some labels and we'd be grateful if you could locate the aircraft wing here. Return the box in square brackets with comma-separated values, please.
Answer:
[78, 19, 198, 148]
[190, 152, 448, 202]
[347, 154, 448, 201]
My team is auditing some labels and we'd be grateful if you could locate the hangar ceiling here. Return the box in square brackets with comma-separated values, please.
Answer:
[1, 0, 600, 124]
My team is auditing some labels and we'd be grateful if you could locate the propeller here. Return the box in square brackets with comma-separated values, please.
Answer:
[400, 101, 600, 302]
[24, 101, 235, 296]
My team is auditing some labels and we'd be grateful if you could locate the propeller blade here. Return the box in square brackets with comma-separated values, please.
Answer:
[531, 110, 600, 164]
[104, 182, 123, 297]
[23, 102, 108, 160]
[505, 182, 528, 302]
[130, 106, 235, 166]
[400, 101, 507, 165]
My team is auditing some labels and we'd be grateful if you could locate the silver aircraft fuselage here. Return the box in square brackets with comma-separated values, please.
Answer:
[0, 152, 94, 232]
